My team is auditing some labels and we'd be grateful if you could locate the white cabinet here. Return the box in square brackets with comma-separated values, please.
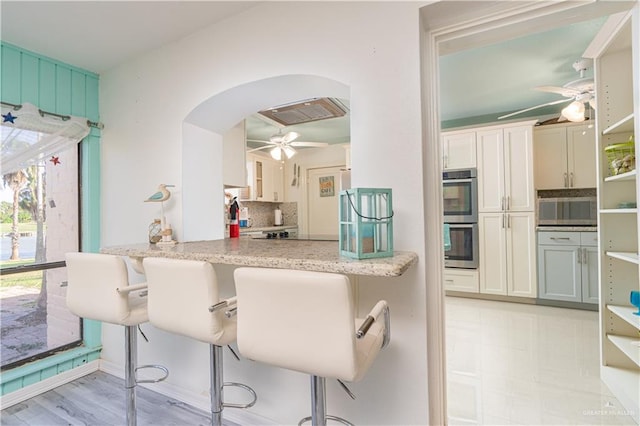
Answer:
[537, 231, 598, 304]
[222, 120, 247, 188]
[477, 123, 536, 212]
[444, 268, 479, 293]
[441, 130, 476, 170]
[243, 154, 284, 202]
[478, 211, 537, 298]
[534, 123, 596, 189]
[585, 7, 639, 423]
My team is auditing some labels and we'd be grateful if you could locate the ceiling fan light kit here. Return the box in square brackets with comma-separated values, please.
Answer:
[561, 100, 586, 122]
[270, 145, 296, 161]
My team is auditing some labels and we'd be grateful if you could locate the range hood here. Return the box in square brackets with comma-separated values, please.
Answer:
[258, 98, 347, 126]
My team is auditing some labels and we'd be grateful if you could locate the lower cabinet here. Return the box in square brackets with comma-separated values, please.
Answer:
[478, 211, 537, 298]
[444, 268, 479, 293]
[537, 231, 598, 304]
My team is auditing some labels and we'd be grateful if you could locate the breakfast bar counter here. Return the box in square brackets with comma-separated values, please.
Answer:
[101, 238, 418, 277]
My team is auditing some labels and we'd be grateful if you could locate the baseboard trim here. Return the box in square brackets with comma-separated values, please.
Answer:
[99, 360, 279, 425]
[0, 360, 99, 410]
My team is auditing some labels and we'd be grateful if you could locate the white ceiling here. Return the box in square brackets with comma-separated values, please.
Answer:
[0, 1, 627, 141]
[0, 1, 260, 74]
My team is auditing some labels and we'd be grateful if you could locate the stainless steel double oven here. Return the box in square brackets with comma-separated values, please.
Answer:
[443, 168, 479, 269]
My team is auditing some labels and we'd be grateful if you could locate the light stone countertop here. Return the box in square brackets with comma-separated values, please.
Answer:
[101, 238, 418, 277]
[536, 226, 597, 232]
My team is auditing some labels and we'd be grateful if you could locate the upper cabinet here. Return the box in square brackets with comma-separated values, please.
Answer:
[242, 153, 284, 202]
[441, 130, 476, 170]
[477, 122, 536, 212]
[222, 120, 247, 188]
[534, 123, 597, 189]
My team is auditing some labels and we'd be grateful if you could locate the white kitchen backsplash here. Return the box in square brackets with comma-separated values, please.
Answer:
[240, 201, 297, 228]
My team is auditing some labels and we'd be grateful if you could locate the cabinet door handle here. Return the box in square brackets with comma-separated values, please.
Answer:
[582, 248, 587, 264]
[506, 196, 510, 211]
[502, 214, 505, 229]
[444, 155, 448, 168]
[550, 237, 571, 241]
[570, 173, 574, 187]
[507, 214, 511, 228]
[577, 248, 582, 264]
[501, 196, 505, 211]
[563, 172, 568, 188]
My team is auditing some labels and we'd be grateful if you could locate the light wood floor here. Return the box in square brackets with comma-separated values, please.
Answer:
[1, 371, 240, 426]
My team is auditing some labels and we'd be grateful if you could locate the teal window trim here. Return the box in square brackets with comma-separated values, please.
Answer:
[0, 336, 102, 387]
[0, 42, 102, 395]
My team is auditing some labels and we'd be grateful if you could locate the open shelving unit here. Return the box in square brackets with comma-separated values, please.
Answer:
[584, 5, 640, 423]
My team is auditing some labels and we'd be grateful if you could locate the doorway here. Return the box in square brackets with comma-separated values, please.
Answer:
[306, 165, 345, 240]
[420, 1, 633, 424]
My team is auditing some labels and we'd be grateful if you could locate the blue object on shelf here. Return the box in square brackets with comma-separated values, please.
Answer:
[631, 290, 640, 316]
[443, 223, 451, 252]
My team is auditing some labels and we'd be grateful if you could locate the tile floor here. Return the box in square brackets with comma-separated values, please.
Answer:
[445, 296, 636, 425]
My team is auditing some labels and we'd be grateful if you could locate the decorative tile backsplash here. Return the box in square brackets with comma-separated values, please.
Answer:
[537, 188, 596, 198]
[239, 201, 297, 228]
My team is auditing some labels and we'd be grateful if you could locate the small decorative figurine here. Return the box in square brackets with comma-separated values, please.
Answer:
[144, 184, 176, 245]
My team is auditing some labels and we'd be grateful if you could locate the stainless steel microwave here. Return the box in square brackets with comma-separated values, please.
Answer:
[537, 196, 597, 226]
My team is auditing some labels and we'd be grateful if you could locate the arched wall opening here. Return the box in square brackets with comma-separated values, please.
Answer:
[180, 74, 349, 241]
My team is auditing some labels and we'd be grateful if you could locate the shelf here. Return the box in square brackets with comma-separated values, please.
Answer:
[606, 251, 639, 264]
[607, 334, 640, 367]
[607, 305, 640, 330]
[602, 113, 635, 135]
[600, 208, 638, 214]
[604, 169, 637, 182]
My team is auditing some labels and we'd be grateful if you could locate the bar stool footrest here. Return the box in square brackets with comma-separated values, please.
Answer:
[222, 382, 257, 409]
[135, 364, 169, 384]
[298, 415, 354, 426]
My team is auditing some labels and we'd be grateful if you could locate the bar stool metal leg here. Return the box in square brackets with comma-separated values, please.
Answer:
[311, 376, 327, 426]
[125, 325, 137, 426]
[210, 344, 223, 426]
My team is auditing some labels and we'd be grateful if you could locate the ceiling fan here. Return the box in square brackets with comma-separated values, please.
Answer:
[498, 58, 595, 122]
[247, 130, 329, 160]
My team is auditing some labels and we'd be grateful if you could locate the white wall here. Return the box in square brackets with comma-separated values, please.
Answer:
[99, 2, 428, 424]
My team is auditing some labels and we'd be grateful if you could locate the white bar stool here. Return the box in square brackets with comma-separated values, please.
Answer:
[142, 257, 257, 426]
[65, 252, 169, 426]
[233, 267, 390, 426]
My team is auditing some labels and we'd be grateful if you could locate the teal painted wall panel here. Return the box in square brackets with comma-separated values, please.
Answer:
[85, 76, 99, 121]
[56, 360, 74, 373]
[1, 46, 22, 102]
[72, 355, 89, 368]
[21, 371, 43, 387]
[0, 42, 102, 397]
[55, 66, 72, 115]
[71, 71, 86, 116]
[38, 60, 57, 112]
[1, 379, 22, 395]
[40, 365, 59, 380]
[20, 53, 40, 104]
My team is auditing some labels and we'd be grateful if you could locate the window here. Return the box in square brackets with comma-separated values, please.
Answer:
[1, 111, 85, 370]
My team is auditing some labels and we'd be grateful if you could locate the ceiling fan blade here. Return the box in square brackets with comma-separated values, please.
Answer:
[247, 139, 278, 146]
[498, 98, 572, 120]
[290, 141, 329, 148]
[534, 85, 580, 97]
[246, 145, 273, 153]
[281, 131, 300, 144]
